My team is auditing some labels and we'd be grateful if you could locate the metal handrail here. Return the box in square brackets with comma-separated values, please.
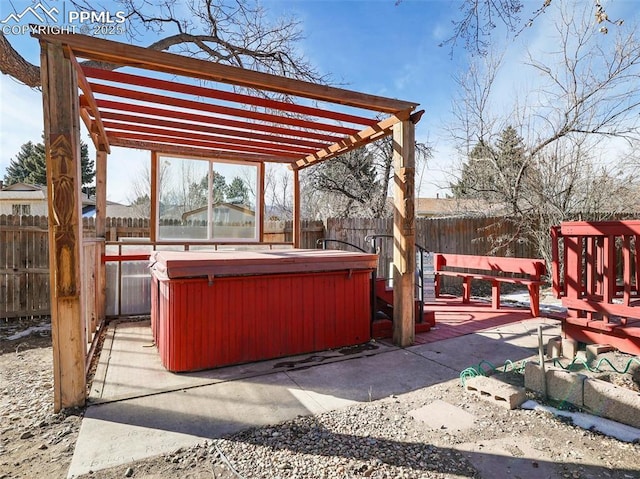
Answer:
[316, 238, 367, 253]
[364, 234, 430, 324]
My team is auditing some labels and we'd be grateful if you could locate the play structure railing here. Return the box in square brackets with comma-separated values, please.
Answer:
[551, 220, 640, 324]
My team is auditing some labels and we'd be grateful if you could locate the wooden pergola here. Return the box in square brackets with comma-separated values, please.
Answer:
[35, 32, 422, 411]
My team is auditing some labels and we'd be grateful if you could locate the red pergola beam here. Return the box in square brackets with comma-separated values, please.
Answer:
[82, 66, 378, 127]
[34, 32, 418, 113]
[89, 83, 360, 136]
[110, 137, 295, 164]
[96, 110, 329, 150]
[102, 120, 316, 156]
[106, 130, 301, 159]
[90, 98, 343, 143]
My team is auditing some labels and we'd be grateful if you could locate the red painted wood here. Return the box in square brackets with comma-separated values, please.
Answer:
[99, 110, 329, 150]
[152, 269, 372, 372]
[82, 66, 378, 127]
[433, 253, 546, 277]
[102, 253, 150, 263]
[564, 321, 640, 356]
[107, 130, 301, 159]
[561, 220, 640, 236]
[623, 236, 632, 306]
[89, 83, 360, 136]
[102, 120, 316, 156]
[556, 220, 640, 355]
[433, 253, 544, 316]
[93, 98, 343, 143]
[412, 298, 538, 345]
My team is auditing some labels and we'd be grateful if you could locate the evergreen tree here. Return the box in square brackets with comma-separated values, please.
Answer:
[4, 139, 95, 192]
[226, 177, 250, 204]
[196, 171, 227, 204]
[451, 125, 527, 209]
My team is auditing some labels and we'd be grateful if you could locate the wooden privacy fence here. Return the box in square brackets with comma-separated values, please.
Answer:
[1, 214, 536, 319]
[0, 216, 324, 318]
[325, 217, 538, 281]
[0, 215, 50, 319]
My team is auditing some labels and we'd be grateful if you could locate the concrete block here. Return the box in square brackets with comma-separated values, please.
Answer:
[583, 377, 640, 429]
[465, 376, 527, 410]
[546, 368, 586, 407]
[562, 338, 579, 359]
[586, 344, 615, 362]
[546, 336, 562, 359]
[524, 363, 586, 408]
[524, 362, 545, 394]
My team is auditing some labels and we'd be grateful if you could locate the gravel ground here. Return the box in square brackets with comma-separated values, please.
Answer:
[1, 317, 640, 479]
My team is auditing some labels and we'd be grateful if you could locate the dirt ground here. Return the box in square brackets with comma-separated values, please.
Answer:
[1, 317, 639, 479]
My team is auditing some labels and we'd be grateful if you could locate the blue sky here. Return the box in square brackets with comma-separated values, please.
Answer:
[0, 0, 637, 202]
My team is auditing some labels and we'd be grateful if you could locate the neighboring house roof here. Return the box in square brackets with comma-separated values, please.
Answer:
[1, 183, 97, 203]
[0, 184, 146, 217]
[106, 203, 147, 219]
[181, 202, 255, 221]
[81, 201, 148, 219]
[2, 182, 46, 191]
[0, 182, 47, 201]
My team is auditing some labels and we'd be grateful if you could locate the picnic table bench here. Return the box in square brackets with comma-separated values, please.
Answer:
[433, 253, 547, 316]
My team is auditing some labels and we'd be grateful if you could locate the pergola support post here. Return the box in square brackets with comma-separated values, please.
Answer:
[392, 119, 416, 347]
[95, 150, 107, 322]
[292, 169, 301, 248]
[258, 163, 265, 242]
[40, 41, 86, 411]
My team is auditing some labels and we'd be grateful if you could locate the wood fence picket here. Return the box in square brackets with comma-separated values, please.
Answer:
[1, 214, 533, 319]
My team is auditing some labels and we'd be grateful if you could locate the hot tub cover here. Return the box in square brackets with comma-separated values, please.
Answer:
[149, 249, 378, 280]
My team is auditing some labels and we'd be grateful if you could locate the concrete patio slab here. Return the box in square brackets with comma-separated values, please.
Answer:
[477, 318, 562, 349]
[70, 372, 315, 476]
[69, 317, 562, 478]
[408, 331, 539, 372]
[285, 348, 457, 404]
[409, 400, 477, 431]
[90, 321, 399, 404]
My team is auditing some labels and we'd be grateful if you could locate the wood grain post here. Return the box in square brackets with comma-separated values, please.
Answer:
[95, 150, 107, 323]
[40, 41, 86, 411]
[392, 119, 415, 347]
[150, 151, 158, 242]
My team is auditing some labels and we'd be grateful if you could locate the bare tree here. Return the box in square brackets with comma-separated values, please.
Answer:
[449, 1, 640, 265]
[264, 164, 293, 220]
[1, 0, 327, 88]
[303, 138, 431, 220]
[434, 0, 623, 56]
[128, 159, 170, 218]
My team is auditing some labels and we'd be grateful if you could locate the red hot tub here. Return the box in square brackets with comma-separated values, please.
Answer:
[149, 249, 377, 372]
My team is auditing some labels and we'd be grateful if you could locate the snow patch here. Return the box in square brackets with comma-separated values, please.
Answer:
[522, 400, 640, 443]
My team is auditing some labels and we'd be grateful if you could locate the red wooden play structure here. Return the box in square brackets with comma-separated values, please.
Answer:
[552, 220, 640, 355]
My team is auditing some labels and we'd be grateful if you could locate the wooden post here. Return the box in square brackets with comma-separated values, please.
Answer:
[150, 151, 158, 242]
[95, 150, 107, 323]
[95, 150, 107, 238]
[392, 119, 415, 347]
[292, 168, 301, 248]
[40, 41, 86, 411]
[258, 162, 265, 242]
